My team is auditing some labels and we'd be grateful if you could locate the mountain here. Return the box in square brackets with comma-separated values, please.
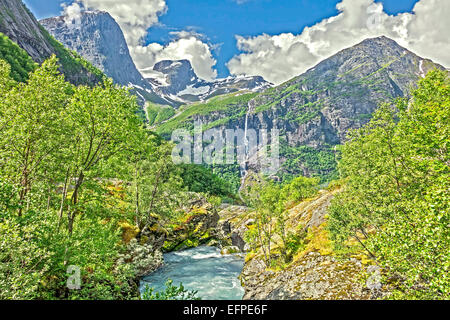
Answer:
[155, 36, 446, 185]
[146, 59, 273, 107]
[39, 11, 271, 107]
[39, 10, 271, 107]
[0, 0, 102, 85]
[40, 11, 165, 105]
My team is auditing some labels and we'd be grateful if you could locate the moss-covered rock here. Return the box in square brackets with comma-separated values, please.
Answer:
[118, 221, 140, 245]
[137, 215, 168, 252]
[163, 203, 221, 252]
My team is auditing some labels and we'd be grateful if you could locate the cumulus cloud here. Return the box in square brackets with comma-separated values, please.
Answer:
[64, 0, 217, 80]
[227, 0, 450, 84]
[131, 33, 218, 80]
[78, 0, 167, 46]
[61, 2, 83, 27]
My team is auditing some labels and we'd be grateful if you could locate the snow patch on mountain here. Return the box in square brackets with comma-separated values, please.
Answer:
[179, 85, 211, 96]
[145, 59, 273, 107]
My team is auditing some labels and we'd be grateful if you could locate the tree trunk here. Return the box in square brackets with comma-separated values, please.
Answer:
[354, 232, 376, 259]
[58, 168, 70, 231]
[148, 167, 164, 219]
[68, 170, 84, 236]
[134, 165, 141, 228]
[18, 142, 31, 216]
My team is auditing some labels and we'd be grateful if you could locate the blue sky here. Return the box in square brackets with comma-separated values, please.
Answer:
[24, 0, 420, 79]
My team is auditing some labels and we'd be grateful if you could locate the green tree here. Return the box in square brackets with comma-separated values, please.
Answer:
[0, 219, 51, 299]
[127, 135, 186, 229]
[62, 78, 141, 234]
[244, 175, 320, 266]
[281, 176, 320, 205]
[0, 56, 71, 216]
[328, 70, 449, 299]
[0, 56, 167, 300]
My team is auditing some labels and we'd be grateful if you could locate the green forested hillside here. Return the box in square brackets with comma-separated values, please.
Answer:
[0, 29, 104, 86]
[179, 164, 235, 199]
[0, 0, 104, 86]
[155, 92, 258, 138]
[0, 32, 36, 82]
[147, 103, 176, 126]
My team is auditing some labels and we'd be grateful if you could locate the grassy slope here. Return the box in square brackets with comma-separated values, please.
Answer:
[156, 92, 258, 138]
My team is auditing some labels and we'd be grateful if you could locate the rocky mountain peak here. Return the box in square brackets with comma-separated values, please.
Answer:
[148, 59, 272, 107]
[39, 8, 272, 108]
[40, 10, 151, 91]
[152, 59, 199, 93]
[154, 59, 194, 74]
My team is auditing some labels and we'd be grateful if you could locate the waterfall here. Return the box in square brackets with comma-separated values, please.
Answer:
[238, 102, 253, 202]
[419, 60, 426, 78]
[241, 110, 250, 177]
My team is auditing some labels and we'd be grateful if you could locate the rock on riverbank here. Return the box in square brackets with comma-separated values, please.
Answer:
[239, 189, 384, 300]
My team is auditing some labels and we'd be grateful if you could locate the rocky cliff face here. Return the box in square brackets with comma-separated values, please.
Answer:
[39, 11, 165, 106]
[40, 11, 149, 89]
[148, 59, 273, 108]
[0, 0, 102, 85]
[0, 0, 53, 63]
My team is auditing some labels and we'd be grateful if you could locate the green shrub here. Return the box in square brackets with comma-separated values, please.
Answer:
[179, 164, 235, 198]
[142, 280, 200, 300]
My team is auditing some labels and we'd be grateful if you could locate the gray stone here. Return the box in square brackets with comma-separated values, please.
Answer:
[40, 10, 156, 104]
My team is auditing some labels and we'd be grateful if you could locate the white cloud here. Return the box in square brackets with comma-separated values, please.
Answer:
[131, 35, 218, 81]
[79, 0, 167, 46]
[61, 2, 82, 27]
[65, 0, 217, 80]
[227, 0, 450, 84]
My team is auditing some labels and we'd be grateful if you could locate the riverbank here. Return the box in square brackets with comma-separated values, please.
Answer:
[140, 246, 245, 300]
[136, 188, 387, 300]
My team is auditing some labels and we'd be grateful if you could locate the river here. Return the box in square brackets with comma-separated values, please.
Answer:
[140, 246, 245, 300]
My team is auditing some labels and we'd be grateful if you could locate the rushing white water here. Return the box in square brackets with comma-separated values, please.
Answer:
[140, 246, 245, 300]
